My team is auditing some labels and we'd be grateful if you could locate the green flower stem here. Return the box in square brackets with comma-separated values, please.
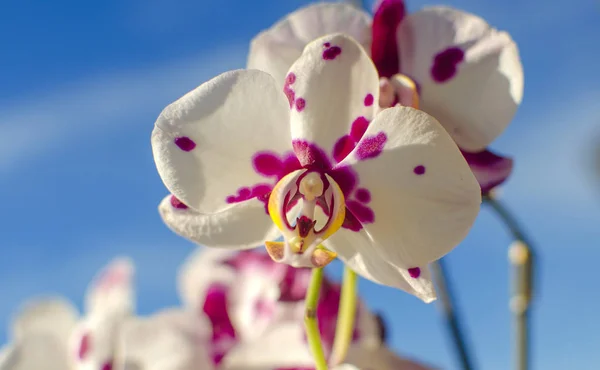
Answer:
[331, 266, 358, 365]
[305, 267, 328, 370]
[484, 193, 535, 370]
[431, 260, 475, 370]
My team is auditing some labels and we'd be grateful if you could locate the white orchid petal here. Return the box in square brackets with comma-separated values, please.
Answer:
[288, 34, 380, 165]
[337, 107, 481, 269]
[116, 310, 211, 370]
[69, 314, 122, 369]
[85, 258, 134, 317]
[222, 323, 313, 369]
[152, 69, 293, 217]
[177, 248, 238, 312]
[228, 273, 281, 343]
[398, 6, 523, 151]
[0, 336, 71, 370]
[12, 298, 78, 344]
[248, 2, 371, 87]
[323, 230, 436, 303]
[159, 194, 281, 249]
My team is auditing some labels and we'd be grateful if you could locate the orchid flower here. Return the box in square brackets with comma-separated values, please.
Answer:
[247, 0, 523, 194]
[0, 258, 134, 370]
[177, 248, 380, 366]
[115, 309, 213, 370]
[176, 248, 432, 369]
[153, 33, 481, 303]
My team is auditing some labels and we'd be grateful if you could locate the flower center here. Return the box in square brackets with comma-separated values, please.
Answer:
[378, 74, 420, 109]
[265, 170, 346, 268]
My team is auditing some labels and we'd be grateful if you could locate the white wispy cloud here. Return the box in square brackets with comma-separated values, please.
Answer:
[0, 44, 247, 173]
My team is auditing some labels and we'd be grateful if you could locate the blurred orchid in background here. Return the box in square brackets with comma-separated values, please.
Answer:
[0, 249, 435, 370]
[175, 247, 435, 369]
[153, 33, 481, 303]
[0, 258, 135, 370]
[248, 0, 523, 194]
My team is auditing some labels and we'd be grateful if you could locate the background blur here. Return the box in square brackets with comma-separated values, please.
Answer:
[1, 0, 599, 369]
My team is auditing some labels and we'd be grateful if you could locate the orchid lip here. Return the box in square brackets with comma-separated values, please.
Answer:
[266, 170, 345, 268]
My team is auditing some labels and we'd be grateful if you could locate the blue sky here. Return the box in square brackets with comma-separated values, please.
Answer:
[0, 0, 599, 369]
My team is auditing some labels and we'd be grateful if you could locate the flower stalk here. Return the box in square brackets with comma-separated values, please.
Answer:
[430, 260, 475, 370]
[484, 193, 535, 370]
[305, 266, 328, 370]
[331, 266, 358, 365]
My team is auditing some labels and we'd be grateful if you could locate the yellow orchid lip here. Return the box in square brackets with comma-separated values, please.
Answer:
[266, 169, 345, 268]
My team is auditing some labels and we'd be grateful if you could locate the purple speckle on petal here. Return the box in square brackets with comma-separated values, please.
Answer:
[284, 73, 297, 108]
[322, 46, 342, 60]
[286, 73, 296, 85]
[413, 165, 426, 175]
[323, 42, 331, 47]
[364, 94, 374, 107]
[253, 152, 284, 177]
[78, 333, 90, 360]
[332, 135, 355, 163]
[408, 267, 421, 278]
[431, 47, 464, 83]
[292, 139, 332, 169]
[347, 201, 375, 224]
[170, 195, 188, 209]
[356, 132, 387, 160]
[295, 98, 306, 112]
[100, 362, 113, 370]
[355, 188, 371, 203]
[350, 116, 370, 141]
[174, 136, 196, 151]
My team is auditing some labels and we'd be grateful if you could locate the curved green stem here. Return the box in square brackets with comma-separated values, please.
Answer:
[484, 193, 535, 370]
[305, 267, 328, 370]
[331, 266, 358, 365]
[431, 260, 475, 370]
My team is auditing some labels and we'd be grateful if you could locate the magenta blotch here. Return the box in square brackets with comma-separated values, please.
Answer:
[295, 97, 306, 112]
[101, 363, 113, 370]
[371, 0, 406, 78]
[170, 195, 188, 209]
[350, 116, 370, 141]
[284, 72, 297, 108]
[408, 267, 421, 278]
[347, 200, 375, 224]
[78, 333, 90, 360]
[322, 45, 342, 60]
[355, 188, 371, 203]
[356, 132, 387, 160]
[203, 283, 237, 365]
[431, 47, 464, 83]
[413, 165, 426, 175]
[174, 136, 196, 151]
[461, 149, 514, 194]
[332, 135, 355, 163]
[364, 93, 374, 106]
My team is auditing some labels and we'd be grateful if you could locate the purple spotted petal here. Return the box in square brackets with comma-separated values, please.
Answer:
[461, 148, 514, 194]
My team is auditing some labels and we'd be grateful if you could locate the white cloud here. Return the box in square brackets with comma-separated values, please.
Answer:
[0, 44, 247, 173]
